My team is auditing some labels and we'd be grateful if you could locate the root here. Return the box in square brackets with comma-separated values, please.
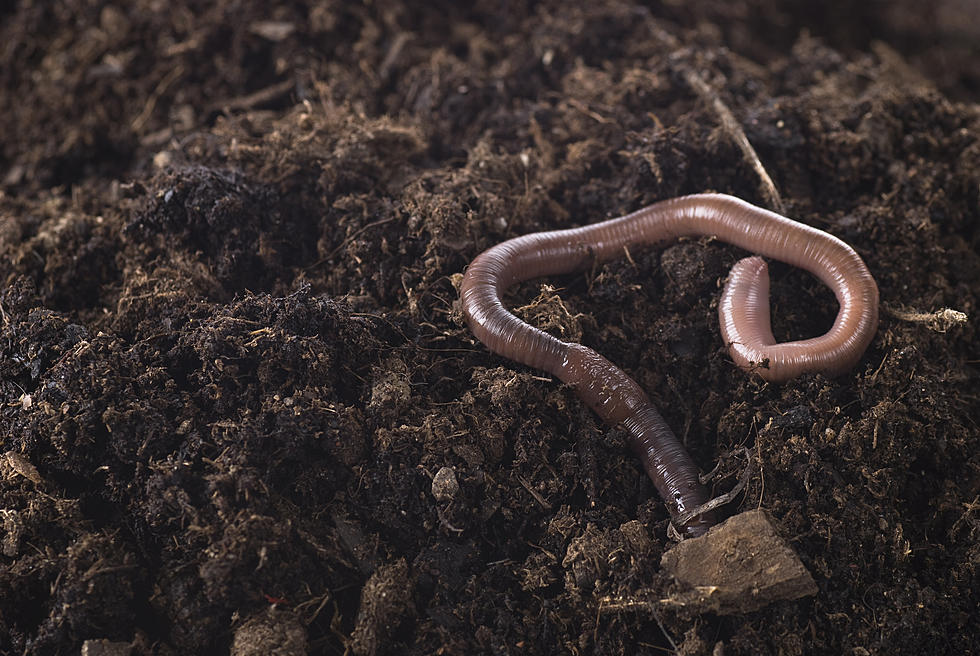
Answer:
[884, 305, 968, 333]
[673, 447, 753, 537]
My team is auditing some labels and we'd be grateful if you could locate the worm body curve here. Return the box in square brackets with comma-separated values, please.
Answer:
[460, 193, 878, 536]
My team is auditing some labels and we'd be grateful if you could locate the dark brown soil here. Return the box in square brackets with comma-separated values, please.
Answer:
[1, 1, 978, 654]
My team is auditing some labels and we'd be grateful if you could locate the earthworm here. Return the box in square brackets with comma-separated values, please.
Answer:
[460, 193, 878, 537]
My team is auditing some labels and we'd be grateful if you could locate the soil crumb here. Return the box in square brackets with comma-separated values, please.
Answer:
[0, 1, 977, 654]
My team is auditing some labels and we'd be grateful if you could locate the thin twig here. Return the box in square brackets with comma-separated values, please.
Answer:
[597, 595, 680, 653]
[308, 216, 397, 268]
[131, 65, 185, 132]
[208, 78, 296, 114]
[883, 304, 968, 333]
[679, 68, 785, 214]
[638, 8, 784, 213]
[517, 475, 553, 510]
[674, 447, 753, 531]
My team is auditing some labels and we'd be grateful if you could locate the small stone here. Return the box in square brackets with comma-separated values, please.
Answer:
[431, 466, 459, 502]
[660, 509, 818, 614]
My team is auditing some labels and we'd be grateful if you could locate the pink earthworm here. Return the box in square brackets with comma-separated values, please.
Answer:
[460, 193, 878, 537]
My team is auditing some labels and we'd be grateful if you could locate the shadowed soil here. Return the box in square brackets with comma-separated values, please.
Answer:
[1, 1, 978, 654]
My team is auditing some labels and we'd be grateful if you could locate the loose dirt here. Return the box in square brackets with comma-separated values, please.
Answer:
[1, 1, 978, 654]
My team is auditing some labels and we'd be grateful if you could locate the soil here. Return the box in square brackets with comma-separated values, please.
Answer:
[1, 1, 978, 655]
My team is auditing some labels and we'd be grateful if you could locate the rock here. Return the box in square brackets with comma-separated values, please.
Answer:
[660, 509, 818, 614]
[431, 466, 459, 502]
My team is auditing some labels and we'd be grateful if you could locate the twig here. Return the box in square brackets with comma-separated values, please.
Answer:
[308, 217, 397, 268]
[208, 78, 297, 114]
[517, 475, 553, 510]
[674, 447, 753, 531]
[638, 8, 784, 213]
[597, 595, 680, 654]
[679, 68, 785, 214]
[883, 305, 968, 333]
[131, 65, 185, 132]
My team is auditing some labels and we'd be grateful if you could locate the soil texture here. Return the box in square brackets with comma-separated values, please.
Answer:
[1, 1, 978, 654]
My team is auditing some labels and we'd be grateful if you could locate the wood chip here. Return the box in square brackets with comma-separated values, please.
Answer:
[661, 509, 818, 614]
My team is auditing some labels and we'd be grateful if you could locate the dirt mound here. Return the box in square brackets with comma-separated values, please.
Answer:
[1, 1, 977, 654]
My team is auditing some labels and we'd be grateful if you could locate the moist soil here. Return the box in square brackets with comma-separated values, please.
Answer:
[1, 2, 978, 654]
